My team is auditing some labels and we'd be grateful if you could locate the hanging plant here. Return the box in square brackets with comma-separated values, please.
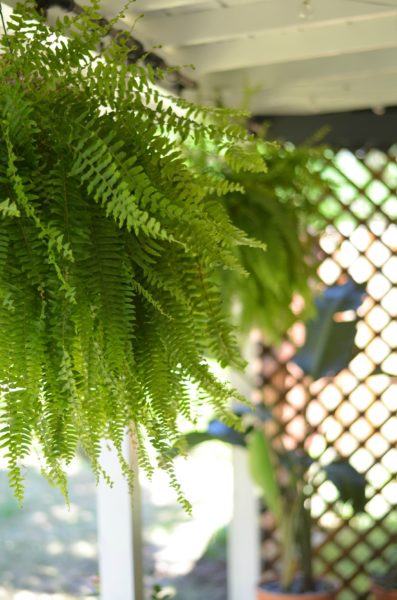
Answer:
[0, 0, 267, 505]
[220, 141, 326, 342]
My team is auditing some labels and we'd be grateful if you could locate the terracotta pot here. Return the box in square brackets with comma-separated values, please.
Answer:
[372, 584, 397, 600]
[257, 581, 337, 600]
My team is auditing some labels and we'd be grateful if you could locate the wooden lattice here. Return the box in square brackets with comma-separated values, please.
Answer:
[255, 148, 397, 600]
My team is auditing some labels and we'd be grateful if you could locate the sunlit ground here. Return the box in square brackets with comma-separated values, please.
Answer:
[0, 454, 98, 600]
[142, 441, 232, 600]
[0, 441, 232, 600]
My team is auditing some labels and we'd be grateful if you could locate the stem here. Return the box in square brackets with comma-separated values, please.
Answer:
[297, 491, 314, 591]
[280, 505, 298, 591]
[0, 2, 9, 47]
[298, 375, 315, 591]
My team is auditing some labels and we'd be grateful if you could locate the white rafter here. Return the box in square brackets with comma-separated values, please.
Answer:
[240, 71, 397, 114]
[201, 47, 397, 92]
[6, 0, 397, 114]
[133, 0, 397, 47]
[169, 11, 397, 76]
[115, 0, 397, 113]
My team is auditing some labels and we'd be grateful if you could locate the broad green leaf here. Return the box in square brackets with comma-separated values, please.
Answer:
[293, 279, 365, 379]
[324, 459, 367, 512]
[247, 430, 283, 523]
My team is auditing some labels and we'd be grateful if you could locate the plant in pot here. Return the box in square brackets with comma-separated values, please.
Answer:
[0, 0, 272, 504]
[188, 279, 367, 598]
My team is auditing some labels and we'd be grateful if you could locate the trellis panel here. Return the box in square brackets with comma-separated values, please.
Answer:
[255, 147, 397, 600]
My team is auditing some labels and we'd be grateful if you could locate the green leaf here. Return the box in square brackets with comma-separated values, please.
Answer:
[324, 459, 367, 512]
[0, 199, 20, 218]
[247, 430, 283, 523]
[293, 279, 365, 379]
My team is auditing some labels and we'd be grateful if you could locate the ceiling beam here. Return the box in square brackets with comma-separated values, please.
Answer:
[201, 47, 397, 92]
[186, 63, 397, 114]
[186, 80, 397, 116]
[197, 58, 397, 103]
[131, 0, 266, 12]
[131, 0, 211, 11]
[2, 0, 215, 14]
[171, 12, 397, 75]
[226, 78, 397, 115]
[134, 0, 396, 47]
[248, 93, 397, 115]
[131, 0, 262, 12]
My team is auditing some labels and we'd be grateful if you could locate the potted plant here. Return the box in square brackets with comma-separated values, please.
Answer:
[249, 422, 365, 599]
[188, 279, 367, 598]
[0, 0, 270, 504]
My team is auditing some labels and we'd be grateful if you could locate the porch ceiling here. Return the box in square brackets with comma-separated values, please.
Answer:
[5, 0, 397, 116]
[112, 0, 397, 116]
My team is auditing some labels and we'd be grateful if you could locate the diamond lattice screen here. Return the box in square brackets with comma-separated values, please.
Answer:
[254, 148, 397, 600]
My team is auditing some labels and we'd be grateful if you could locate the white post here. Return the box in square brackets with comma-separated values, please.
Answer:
[227, 445, 260, 600]
[227, 342, 261, 600]
[97, 434, 143, 600]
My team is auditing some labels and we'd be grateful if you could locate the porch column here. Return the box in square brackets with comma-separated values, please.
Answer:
[97, 434, 143, 600]
[228, 445, 260, 600]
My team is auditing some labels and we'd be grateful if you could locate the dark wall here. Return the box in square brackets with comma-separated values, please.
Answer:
[252, 107, 397, 151]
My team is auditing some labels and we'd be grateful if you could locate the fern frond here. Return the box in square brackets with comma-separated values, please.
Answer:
[0, 0, 268, 504]
[220, 142, 326, 342]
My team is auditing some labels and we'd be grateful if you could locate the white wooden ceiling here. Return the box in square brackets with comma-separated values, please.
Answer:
[115, 0, 397, 115]
[4, 0, 397, 115]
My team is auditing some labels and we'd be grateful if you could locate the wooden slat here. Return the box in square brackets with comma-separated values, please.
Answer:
[171, 12, 397, 75]
[196, 69, 397, 115]
[201, 47, 397, 92]
[129, 0, 212, 11]
[245, 92, 397, 115]
[134, 0, 394, 47]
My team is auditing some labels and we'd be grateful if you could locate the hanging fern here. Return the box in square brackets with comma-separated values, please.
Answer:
[220, 141, 326, 342]
[0, 0, 268, 505]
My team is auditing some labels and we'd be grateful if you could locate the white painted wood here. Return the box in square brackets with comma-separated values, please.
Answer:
[0, 1, 14, 28]
[210, 84, 397, 115]
[131, 0, 215, 12]
[227, 360, 260, 600]
[97, 435, 143, 600]
[171, 11, 397, 75]
[135, 0, 395, 47]
[247, 93, 397, 116]
[228, 446, 260, 600]
[131, 0, 262, 10]
[202, 46, 397, 91]
[5, 0, 397, 123]
[237, 71, 397, 114]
